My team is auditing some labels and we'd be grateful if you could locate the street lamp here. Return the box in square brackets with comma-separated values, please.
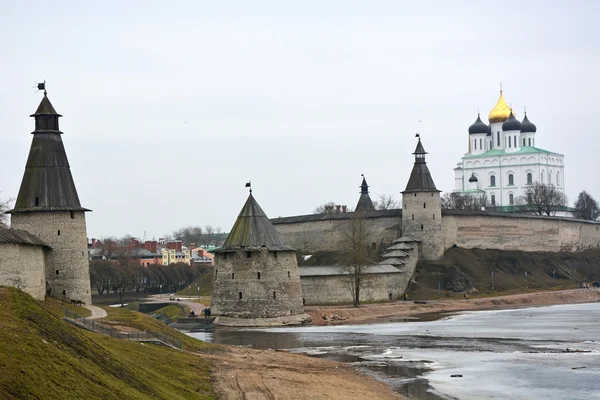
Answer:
[197, 285, 200, 301]
[525, 271, 528, 289]
[491, 271, 494, 290]
[159, 284, 162, 298]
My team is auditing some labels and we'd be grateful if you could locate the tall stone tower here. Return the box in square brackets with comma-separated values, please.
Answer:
[401, 137, 443, 260]
[8, 90, 92, 304]
[212, 190, 304, 319]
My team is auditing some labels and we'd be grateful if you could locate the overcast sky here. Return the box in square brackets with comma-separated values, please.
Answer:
[1, 1, 598, 239]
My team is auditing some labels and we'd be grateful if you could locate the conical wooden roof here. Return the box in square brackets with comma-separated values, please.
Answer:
[9, 93, 89, 213]
[216, 193, 295, 252]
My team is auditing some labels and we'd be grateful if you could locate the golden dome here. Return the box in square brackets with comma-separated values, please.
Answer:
[488, 91, 515, 124]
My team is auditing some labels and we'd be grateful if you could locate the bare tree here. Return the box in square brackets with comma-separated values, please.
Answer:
[374, 194, 399, 210]
[574, 191, 600, 220]
[442, 192, 490, 210]
[173, 225, 204, 245]
[204, 225, 214, 245]
[313, 201, 336, 214]
[519, 183, 567, 216]
[341, 211, 375, 307]
[0, 191, 13, 228]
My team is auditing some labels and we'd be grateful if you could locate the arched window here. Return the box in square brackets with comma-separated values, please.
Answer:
[491, 194, 496, 206]
[490, 175, 496, 187]
[509, 193, 514, 205]
[479, 138, 482, 150]
[523, 138, 526, 146]
[541, 172, 544, 183]
[508, 136, 511, 148]
[508, 174, 514, 186]
[474, 140, 477, 150]
[514, 135, 517, 147]
[527, 173, 533, 185]
[497, 132, 500, 147]
[528, 138, 531, 146]
[556, 172, 560, 186]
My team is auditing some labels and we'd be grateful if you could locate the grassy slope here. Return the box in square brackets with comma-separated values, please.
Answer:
[0, 287, 215, 400]
[177, 268, 213, 297]
[100, 306, 210, 353]
[408, 247, 600, 300]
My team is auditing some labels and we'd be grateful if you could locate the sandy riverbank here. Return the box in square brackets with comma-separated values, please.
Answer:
[306, 288, 600, 325]
[205, 345, 403, 400]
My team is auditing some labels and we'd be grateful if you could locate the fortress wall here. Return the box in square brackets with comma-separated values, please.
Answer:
[274, 216, 400, 253]
[0, 243, 46, 300]
[300, 271, 410, 305]
[442, 214, 600, 252]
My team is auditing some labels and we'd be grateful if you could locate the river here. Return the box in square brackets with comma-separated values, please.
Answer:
[185, 302, 600, 399]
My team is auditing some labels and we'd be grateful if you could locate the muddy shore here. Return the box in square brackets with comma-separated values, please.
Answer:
[306, 288, 600, 325]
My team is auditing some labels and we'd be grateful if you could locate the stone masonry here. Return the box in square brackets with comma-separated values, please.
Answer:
[212, 248, 304, 318]
[11, 211, 92, 304]
[0, 243, 47, 300]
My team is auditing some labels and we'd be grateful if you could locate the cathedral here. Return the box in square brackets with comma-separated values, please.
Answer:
[453, 89, 565, 207]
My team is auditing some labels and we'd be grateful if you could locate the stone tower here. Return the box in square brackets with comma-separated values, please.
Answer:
[355, 174, 376, 213]
[212, 191, 304, 319]
[401, 137, 443, 260]
[8, 91, 92, 304]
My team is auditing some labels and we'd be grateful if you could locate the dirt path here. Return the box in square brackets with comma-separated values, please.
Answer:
[84, 304, 107, 319]
[307, 288, 600, 325]
[206, 346, 403, 400]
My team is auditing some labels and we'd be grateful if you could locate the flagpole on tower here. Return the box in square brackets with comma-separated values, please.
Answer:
[245, 181, 252, 194]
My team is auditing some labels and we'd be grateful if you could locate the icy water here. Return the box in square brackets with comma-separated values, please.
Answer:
[186, 303, 600, 399]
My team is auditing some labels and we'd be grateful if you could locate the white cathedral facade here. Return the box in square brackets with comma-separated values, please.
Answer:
[454, 90, 565, 208]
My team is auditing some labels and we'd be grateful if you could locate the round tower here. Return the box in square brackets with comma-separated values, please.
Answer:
[211, 189, 304, 319]
[502, 110, 522, 152]
[468, 113, 489, 154]
[8, 90, 92, 304]
[401, 137, 443, 260]
[520, 110, 537, 148]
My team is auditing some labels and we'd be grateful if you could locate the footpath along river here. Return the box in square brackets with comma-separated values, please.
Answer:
[186, 302, 600, 399]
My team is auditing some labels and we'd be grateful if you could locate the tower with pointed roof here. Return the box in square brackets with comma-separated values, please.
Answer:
[401, 137, 443, 260]
[355, 175, 375, 213]
[8, 91, 92, 304]
[211, 190, 305, 320]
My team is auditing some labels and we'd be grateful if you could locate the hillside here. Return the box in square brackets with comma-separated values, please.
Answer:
[408, 247, 600, 299]
[0, 287, 214, 400]
[177, 268, 213, 297]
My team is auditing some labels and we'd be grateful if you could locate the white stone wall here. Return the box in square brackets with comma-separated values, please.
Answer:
[0, 243, 46, 300]
[458, 151, 565, 206]
[11, 211, 92, 304]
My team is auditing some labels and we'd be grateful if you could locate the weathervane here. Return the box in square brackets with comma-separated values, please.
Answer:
[33, 80, 47, 95]
[245, 181, 252, 194]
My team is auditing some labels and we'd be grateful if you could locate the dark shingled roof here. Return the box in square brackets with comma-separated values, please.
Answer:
[0, 226, 50, 247]
[8, 94, 89, 213]
[271, 209, 402, 224]
[215, 193, 295, 252]
[355, 175, 375, 212]
[521, 112, 537, 133]
[402, 139, 440, 193]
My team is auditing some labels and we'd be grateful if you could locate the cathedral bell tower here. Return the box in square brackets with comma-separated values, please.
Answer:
[401, 137, 443, 260]
[8, 89, 92, 304]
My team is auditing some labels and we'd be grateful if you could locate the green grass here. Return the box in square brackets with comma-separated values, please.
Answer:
[99, 305, 211, 353]
[177, 269, 213, 297]
[0, 287, 215, 400]
[152, 304, 187, 323]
